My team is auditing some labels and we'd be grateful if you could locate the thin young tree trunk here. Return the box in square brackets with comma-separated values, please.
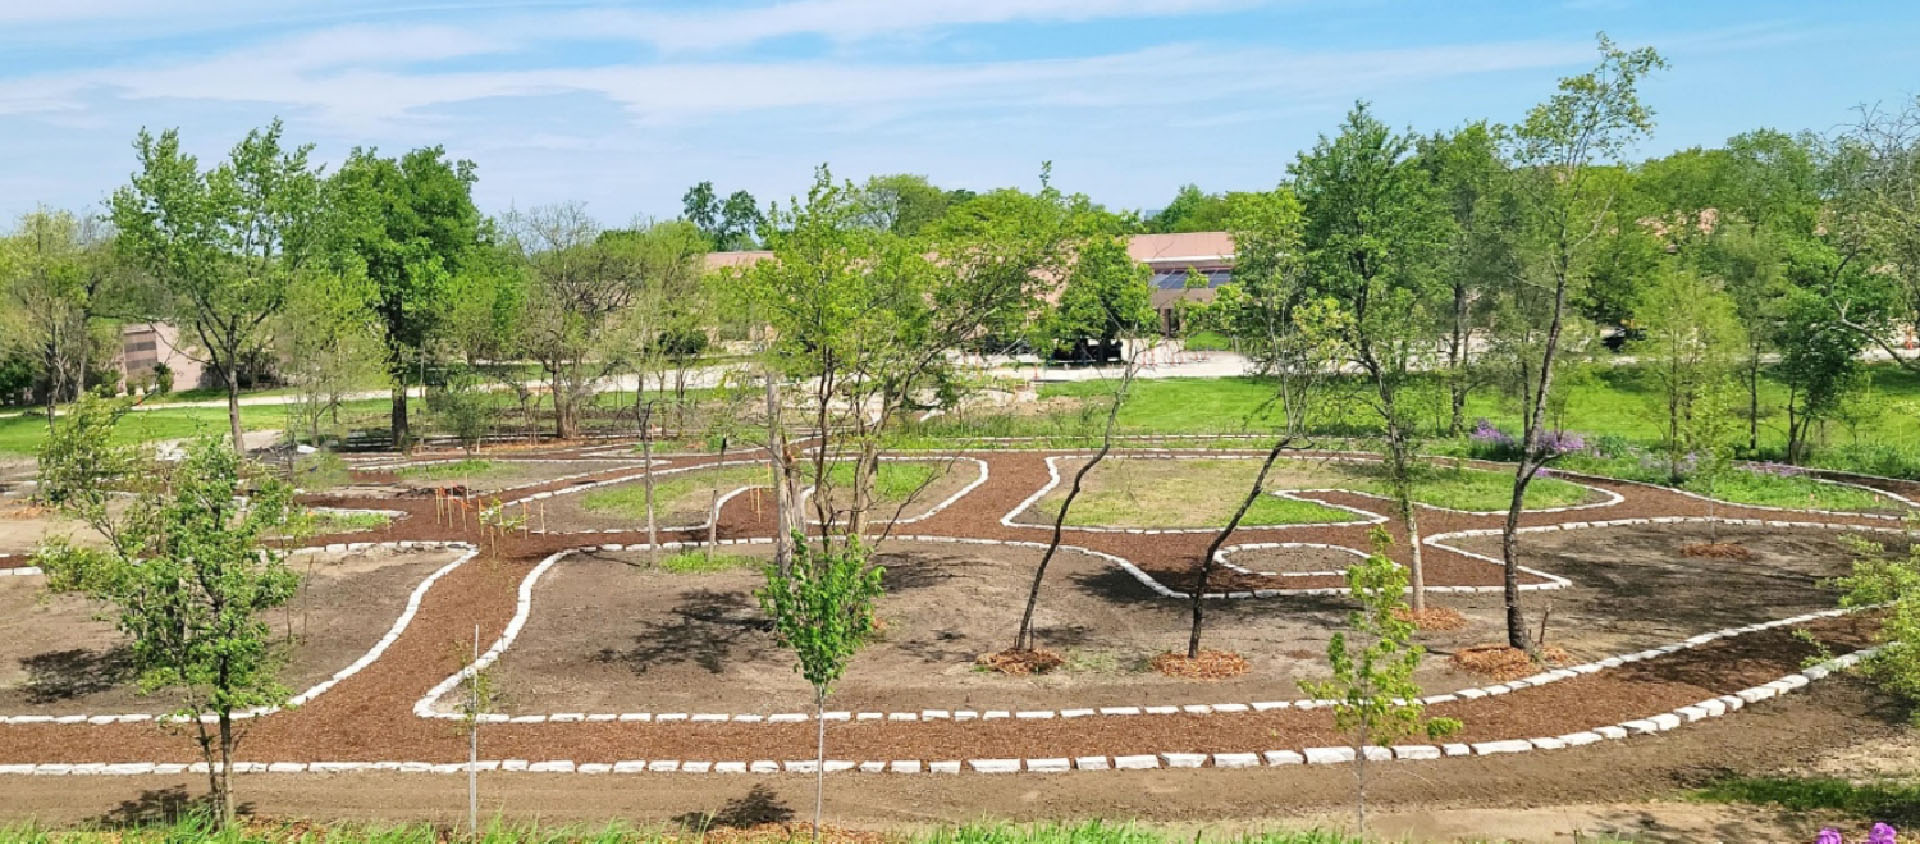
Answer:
[1502, 258, 1572, 654]
[640, 402, 658, 563]
[765, 370, 793, 573]
[218, 712, 235, 829]
[225, 361, 244, 452]
[1354, 718, 1368, 835]
[708, 439, 728, 560]
[812, 687, 827, 844]
[1014, 363, 1137, 652]
[1189, 434, 1290, 658]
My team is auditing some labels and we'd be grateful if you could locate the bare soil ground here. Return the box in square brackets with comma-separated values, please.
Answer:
[0, 546, 465, 715]
[476, 522, 1869, 716]
[1445, 522, 1898, 663]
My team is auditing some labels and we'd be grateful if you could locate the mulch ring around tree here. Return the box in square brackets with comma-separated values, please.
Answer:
[1149, 650, 1250, 680]
[974, 648, 1066, 675]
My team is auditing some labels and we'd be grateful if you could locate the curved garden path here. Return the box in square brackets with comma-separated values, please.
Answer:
[0, 444, 1908, 775]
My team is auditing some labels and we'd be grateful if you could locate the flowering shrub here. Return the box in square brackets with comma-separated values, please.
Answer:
[1539, 430, 1588, 456]
[1467, 418, 1521, 461]
[1746, 461, 1808, 478]
[1820, 822, 1900, 843]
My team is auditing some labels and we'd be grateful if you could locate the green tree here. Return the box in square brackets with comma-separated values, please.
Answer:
[1303, 531, 1461, 835]
[1774, 243, 1877, 464]
[756, 536, 885, 844]
[0, 209, 128, 427]
[1827, 98, 1920, 371]
[718, 190, 764, 250]
[1630, 265, 1744, 481]
[857, 173, 951, 236]
[1044, 234, 1153, 358]
[276, 268, 387, 446]
[1293, 102, 1451, 612]
[1416, 123, 1517, 436]
[35, 431, 301, 829]
[504, 204, 656, 440]
[329, 146, 484, 451]
[1495, 36, 1666, 652]
[111, 120, 331, 449]
[1835, 525, 1920, 723]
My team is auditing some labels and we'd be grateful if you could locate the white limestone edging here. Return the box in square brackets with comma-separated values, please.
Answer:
[0, 541, 478, 726]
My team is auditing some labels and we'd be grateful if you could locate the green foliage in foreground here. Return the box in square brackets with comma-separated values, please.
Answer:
[0, 818, 1410, 844]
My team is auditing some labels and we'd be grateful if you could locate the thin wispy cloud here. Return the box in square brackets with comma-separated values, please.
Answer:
[0, 0, 1902, 222]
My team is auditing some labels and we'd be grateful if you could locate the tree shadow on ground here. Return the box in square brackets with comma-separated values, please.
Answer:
[594, 588, 773, 675]
[93, 785, 251, 828]
[19, 646, 136, 703]
[672, 783, 795, 831]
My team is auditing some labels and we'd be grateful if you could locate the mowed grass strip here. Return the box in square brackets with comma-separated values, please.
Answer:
[1030, 457, 1594, 528]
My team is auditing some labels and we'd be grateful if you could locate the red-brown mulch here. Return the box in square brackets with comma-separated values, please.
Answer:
[1150, 650, 1250, 680]
[974, 648, 1066, 675]
[1450, 644, 1575, 682]
[1682, 541, 1755, 561]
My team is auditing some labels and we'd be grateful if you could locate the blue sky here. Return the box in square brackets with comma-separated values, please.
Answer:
[1, 0, 1914, 224]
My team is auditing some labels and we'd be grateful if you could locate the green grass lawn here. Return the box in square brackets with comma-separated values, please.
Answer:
[580, 464, 771, 519]
[1691, 468, 1898, 512]
[1027, 363, 1920, 456]
[819, 461, 944, 502]
[1034, 457, 1593, 528]
[656, 549, 760, 573]
[395, 458, 500, 481]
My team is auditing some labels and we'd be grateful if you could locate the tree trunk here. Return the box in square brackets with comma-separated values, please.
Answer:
[1190, 435, 1290, 658]
[708, 438, 727, 560]
[812, 687, 827, 844]
[765, 371, 793, 573]
[225, 362, 244, 452]
[1448, 284, 1470, 437]
[1015, 363, 1137, 652]
[391, 382, 411, 454]
[640, 402, 658, 563]
[1747, 350, 1761, 454]
[1502, 255, 1573, 653]
[218, 712, 235, 829]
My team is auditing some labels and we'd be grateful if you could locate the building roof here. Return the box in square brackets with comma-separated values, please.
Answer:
[1151, 269, 1232, 290]
[1125, 231, 1234, 266]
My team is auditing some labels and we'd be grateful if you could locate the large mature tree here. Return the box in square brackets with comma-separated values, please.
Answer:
[857, 173, 952, 236]
[683, 181, 763, 250]
[1417, 123, 1516, 436]
[1044, 234, 1154, 360]
[1496, 36, 1666, 652]
[1827, 98, 1920, 370]
[1293, 102, 1451, 611]
[330, 146, 484, 450]
[0, 209, 127, 426]
[111, 120, 331, 448]
[507, 205, 667, 440]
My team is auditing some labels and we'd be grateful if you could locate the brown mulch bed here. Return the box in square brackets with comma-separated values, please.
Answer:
[1682, 541, 1755, 561]
[1450, 644, 1574, 683]
[1150, 650, 1250, 680]
[974, 648, 1066, 675]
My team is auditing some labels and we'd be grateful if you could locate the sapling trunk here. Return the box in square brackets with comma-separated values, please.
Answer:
[813, 687, 827, 844]
[1189, 435, 1290, 658]
[1014, 360, 1137, 652]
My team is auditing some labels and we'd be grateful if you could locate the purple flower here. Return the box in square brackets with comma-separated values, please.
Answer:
[1470, 418, 1513, 447]
[1820, 829, 1844, 844]
[1539, 430, 1589, 456]
[1870, 822, 1896, 844]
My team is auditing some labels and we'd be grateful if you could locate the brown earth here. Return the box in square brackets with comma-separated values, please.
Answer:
[0, 546, 467, 715]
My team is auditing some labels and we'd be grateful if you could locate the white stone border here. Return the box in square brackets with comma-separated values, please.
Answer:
[516, 456, 990, 536]
[0, 541, 478, 726]
[9, 624, 1874, 776]
[356, 459, 656, 499]
[419, 530, 1585, 725]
